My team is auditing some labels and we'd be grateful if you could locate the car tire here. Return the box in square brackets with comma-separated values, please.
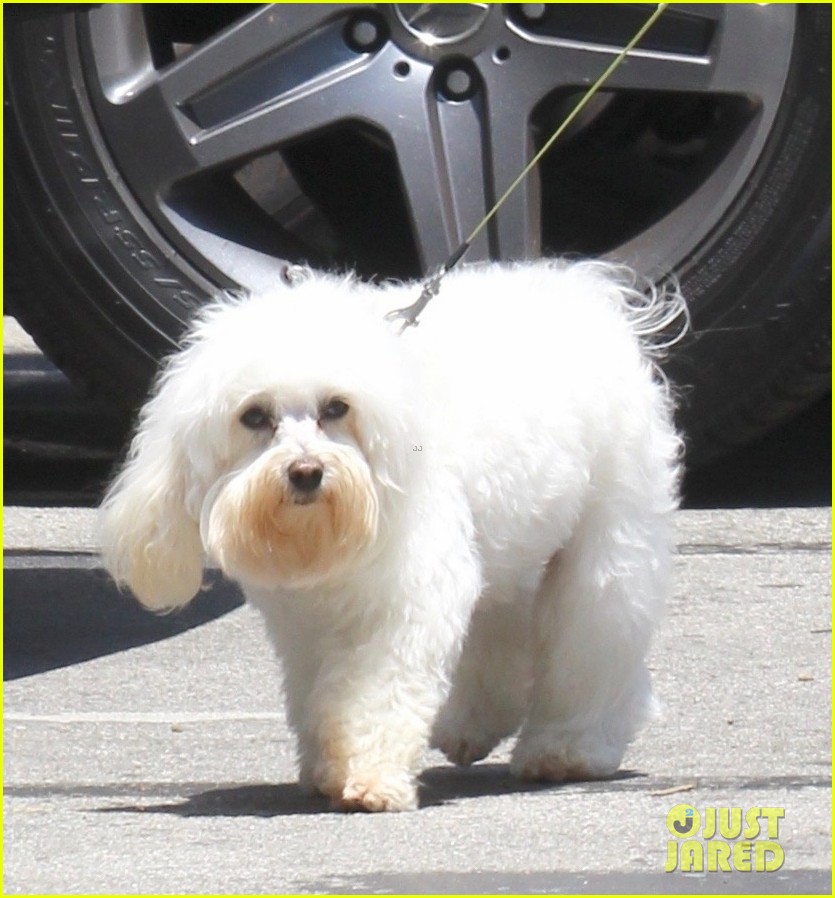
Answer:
[4, 4, 830, 464]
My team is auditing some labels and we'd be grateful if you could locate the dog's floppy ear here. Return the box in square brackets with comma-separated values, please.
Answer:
[100, 382, 204, 612]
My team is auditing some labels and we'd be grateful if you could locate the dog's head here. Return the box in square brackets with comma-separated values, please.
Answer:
[100, 276, 420, 608]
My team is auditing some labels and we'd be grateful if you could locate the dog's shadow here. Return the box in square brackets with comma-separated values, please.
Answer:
[97, 765, 645, 818]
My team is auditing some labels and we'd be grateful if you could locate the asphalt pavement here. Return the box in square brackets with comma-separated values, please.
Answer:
[3, 319, 832, 894]
[3, 506, 831, 894]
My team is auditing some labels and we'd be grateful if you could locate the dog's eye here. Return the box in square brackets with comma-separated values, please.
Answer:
[320, 398, 349, 422]
[240, 406, 273, 430]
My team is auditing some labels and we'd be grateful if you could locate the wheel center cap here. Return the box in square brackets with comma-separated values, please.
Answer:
[395, 3, 490, 46]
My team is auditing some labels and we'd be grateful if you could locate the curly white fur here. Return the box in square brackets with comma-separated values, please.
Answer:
[100, 259, 683, 812]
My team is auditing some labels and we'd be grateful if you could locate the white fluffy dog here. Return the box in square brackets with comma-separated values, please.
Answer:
[100, 260, 683, 812]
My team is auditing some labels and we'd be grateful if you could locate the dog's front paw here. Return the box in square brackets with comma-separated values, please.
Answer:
[335, 768, 418, 813]
[510, 728, 623, 783]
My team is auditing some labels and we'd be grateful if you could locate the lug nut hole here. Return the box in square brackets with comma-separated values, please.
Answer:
[345, 15, 388, 53]
[437, 60, 480, 102]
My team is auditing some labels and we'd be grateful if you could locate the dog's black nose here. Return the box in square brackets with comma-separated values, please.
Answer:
[288, 459, 324, 493]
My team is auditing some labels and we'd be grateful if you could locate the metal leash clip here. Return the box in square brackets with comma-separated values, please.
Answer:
[384, 272, 443, 334]
[384, 242, 470, 333]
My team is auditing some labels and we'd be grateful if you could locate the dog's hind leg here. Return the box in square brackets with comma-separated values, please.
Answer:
[510, 498, 670, 782]
[431, 594, 532, 766]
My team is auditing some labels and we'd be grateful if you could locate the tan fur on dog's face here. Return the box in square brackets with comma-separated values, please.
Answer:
[204, 437, 380, 590]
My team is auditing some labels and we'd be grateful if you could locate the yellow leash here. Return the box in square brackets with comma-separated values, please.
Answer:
[386, 2, 669, 332]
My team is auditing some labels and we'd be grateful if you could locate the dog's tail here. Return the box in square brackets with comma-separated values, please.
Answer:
[570, 260, 690, 360]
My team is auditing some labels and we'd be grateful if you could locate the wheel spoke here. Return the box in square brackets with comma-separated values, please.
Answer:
[390, 62, 542, 267]
[154, 4, 354, 107]
[480, 83, 541, 261]
[184, 53, 379, 174]
[385, 67, 493, 270]
[499, 4, 795, 104]
[85, 4, 364, 193]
